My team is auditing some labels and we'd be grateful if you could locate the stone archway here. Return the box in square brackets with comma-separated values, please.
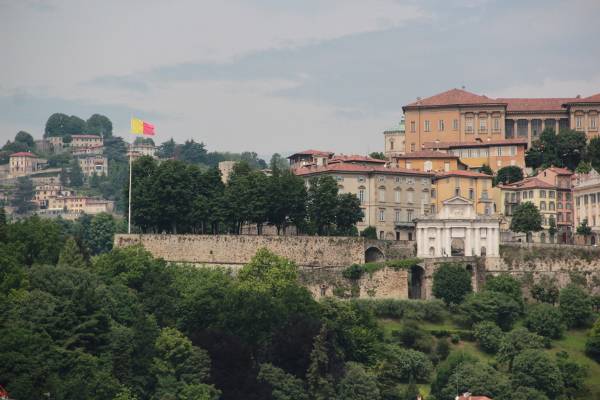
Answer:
[451, 238, 465, 256]
[365, 246, 385, 263]
[408, 265, 425, 299]
[592, 235, 597, 246]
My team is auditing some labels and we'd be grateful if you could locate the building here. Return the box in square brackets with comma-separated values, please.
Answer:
[72, 145, 103, 156]
[46, 195, 114, 215]
[497, 167, 573, 243]
[34, 139, 52, 154]
[456, 392, 493, 400]
[218, 160, 237, 183]
[288, 149, 334, 169]
[9, 152, 45, 178]
[431, 170, 497, 216]
[573, 168, 600, 245]
[422, 138, 528, 172]
[383, 118, 406, 158]
[78, 155, 108, 177]
[128, 143, 157, 160]
[403, 88, 600, 151]
[48, 136, 66, 153]
[294, 160, 434, 241]
[33, 185, 75, 208]
[391, 150, 467, 172]
[416, 196, 500, 258]
[70, 134, 103, 149]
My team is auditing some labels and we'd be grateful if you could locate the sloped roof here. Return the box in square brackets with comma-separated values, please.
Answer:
[404, 88, 504, 109]
[10, 152, 36, 157]
[423, 138, 528, 149]
[294, 162, 433, 177]
[563, 92, 600, 104]
[498, 177, 556, 189]
[72, 134, 102, 139]
[544, 166, 573, 176]
[498, 97, 575, 112]
[329, 154, 386, 164]
[288, 149, 334, 158]
[395, 150, 459, 159]
[435, 170, 492, 179]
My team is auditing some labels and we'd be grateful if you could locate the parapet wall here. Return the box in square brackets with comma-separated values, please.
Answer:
[114, 234, 369, 268]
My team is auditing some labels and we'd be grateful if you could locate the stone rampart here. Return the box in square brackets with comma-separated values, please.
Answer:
[114, 234, 371, 268]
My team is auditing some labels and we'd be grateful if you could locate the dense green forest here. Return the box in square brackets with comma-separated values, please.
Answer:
[1, 212, 600, 400]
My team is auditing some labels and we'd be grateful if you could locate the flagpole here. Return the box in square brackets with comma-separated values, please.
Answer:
[128, 146, 132, 234]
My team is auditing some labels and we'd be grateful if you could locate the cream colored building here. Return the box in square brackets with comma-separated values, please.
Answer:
[383, 118, 406, 158]
[9, 152, 46, 178]
[294, 158, 434, 241]
[34, 185, 75, 207]
[46, 195, 114, 214]
[573, 169, 600, 245]
[416, 196, 500, 258]
[70, 134, 103, 148]
[78, 155, 108, 177]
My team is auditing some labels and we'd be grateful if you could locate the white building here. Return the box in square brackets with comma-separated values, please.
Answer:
[415, 196, 500, 258]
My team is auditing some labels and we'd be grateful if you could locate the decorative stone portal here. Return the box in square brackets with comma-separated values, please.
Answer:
[415, 196, 500, 259]
[365, 246, 385, 262]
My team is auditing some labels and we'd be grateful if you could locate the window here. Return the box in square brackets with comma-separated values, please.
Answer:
[379, 189, 385, 202]
[566, 192, 571, 201]
[497, 146, 503, 156]
[540, 201, 546, 210]
[431, 188, 436, 198]
[465, 116, 474, 132]
[335, 175, 343, 181]
[510, 146, 516, 156]
[591, 115, 598, 130]
[378, 176, 385, 182]
[389, 140, 394, 150]
[481, 148, 488, 157]
[566, 202, 571, 210]
[358, 176, 365, 183]
[557, 192, 562, 200]
[455, 187, 460, 196]
[549, 202, 555, 211]
[379, 231, 384, 240]
[410, 121, 416, 132]
[394, 176, 401, 183]
[406, 161, 412, 169]
[379, 209, 385, 222]
[411, 143, 416, 152]
[407, 209, 414, 221]
[395, 190, 401, 203]
[549, 191, 555, 198]
[406, 177, 414, 184]
[453, 119, 459, 130]
[444, 161, 450, 172]
[424, 120, 431, 132]
[358, 189, 365, 203]
[438, 120, 445, 131]
[558, 201, 562, 209]
[591, 193, 596, 203]
[479, 118, 487, 132]
[584, 194, 589, 204]
[421, 178, 429, 185]
[424, 160, 432, 171]
[469, 188, 474, 200]
[540, 190, 546, 198]
[395, 209, 400, 222]
[576, 115, 583, 130]
[493, 118, 500, 131]
[407, 190, 414, 203]
[566, 212, 571, 221]
[522, 191, 528, 199]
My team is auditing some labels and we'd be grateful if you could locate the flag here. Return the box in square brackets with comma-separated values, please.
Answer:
[131, 118, 155, 136]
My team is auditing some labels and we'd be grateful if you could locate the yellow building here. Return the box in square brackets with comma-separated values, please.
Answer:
[403, 88, 600, 151]
[431, 170, 497, 216]
[391, 150, 467, 172]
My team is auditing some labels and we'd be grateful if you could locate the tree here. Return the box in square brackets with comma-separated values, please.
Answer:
[497, 327, 545, 370]
[511, 350, 564, 399]
[69, 158, 84, 187]
[439, 362, 510, 400]
[524, 303, 565, 339]
[58, 237, 86, 268]
[65, 115, 86, 135]
[556, 351, 588, 399]
[559, 283, 593, 328]
[369, 152, 386, 160]
[576, 218, 592, 244]
[335, 193, 362, 236]
[585, 318, 600, 362]
[85, 114, 113, 137]
[179, 139, 207, 164]
[473, 321, 503, 354]
[494, 165, 523, 185]
[430, 351, 478, 399]
[480, 164, 493, 176]
[0, 207, 6, 241]
[587, 137, 600, 171]
[307, 176, 339, 235]
[360, 226, 377, 239]
[401, 377, 419, 400]
[510, 202, 542, 240]
[158, 138, 177, 159]
[485, 273, 523, 310]
[461, 291, 521, 331]
[11, 176, 35, 214]
[269, 153, 289, 171]
[557, 129, 587, 171]
[432, 263, 472, 305]
[498, 387, 549, 400]
[306, 326, 336, 400]
[575, 161, 592, 174]
[548, 216, 557, 241]
[85, 213, 124, 255]
[257, 363, 308, 400]
[15, 130, 34, 148]
[337, 362, 381, 400]
[531, 276, 560, 305]
[45, 112, 71, 137]
[376, 345, 433, 384]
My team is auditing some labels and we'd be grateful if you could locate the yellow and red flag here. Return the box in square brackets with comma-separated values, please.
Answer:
[131, 118, 155, 136]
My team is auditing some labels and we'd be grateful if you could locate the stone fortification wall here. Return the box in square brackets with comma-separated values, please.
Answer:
[114, 234, 367, 268]
[486, 244, 600, 293]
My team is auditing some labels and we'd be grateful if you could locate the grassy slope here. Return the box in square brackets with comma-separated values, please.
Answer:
[378, 318, 600, 398]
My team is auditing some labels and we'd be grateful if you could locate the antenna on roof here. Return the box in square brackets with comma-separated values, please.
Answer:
[417, 96, 422, 101]
[461, 85, 466, 90]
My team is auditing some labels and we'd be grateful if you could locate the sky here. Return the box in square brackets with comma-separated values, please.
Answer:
[1, 0, 599, 157]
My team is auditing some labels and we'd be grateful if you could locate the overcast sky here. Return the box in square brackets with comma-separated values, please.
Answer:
[1, 0, 599, 157]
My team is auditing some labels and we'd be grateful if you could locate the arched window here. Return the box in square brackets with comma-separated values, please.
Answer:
[480, 246, 487, 256]
[429, 247, 435, 256]
[540, 232, 546, 243]
[540, 201, 546, 210]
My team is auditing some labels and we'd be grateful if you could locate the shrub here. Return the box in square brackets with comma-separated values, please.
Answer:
[473, 321, 503, 354]
[376, 345, 434, 383]
[360, 226, 377, 239]
[585, 318, 600, 362]
[531, 276, 559, 304]
[460, 291, 521, 331]
[524, 304, 565, 339]
[450, 334, 461, 344]
[559, 284, 593, 328]
[436, 338, 450, 361]
[497, 328, 545, 370]
[352, 299, 446, 322]
[432, 263, 472, 305]
[485, 273, 523, 310]
[511, 350, 563, 399]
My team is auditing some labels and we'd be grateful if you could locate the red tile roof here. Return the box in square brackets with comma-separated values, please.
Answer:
[10, 152, 36, 157]
[72, 134, 102, 139]
[435, 170, 492, 179]
[394, 150, 459, 159]
[544, 166, 573, 176]
[563, 92, 600, 104]
[498, 177, 556, 189]
[330, 154, 386, 164]
[423, 138, 528, 149]
[404, 89, 504, 109]
[294, 162, 432, 176]
[498, 97, 576, 112]
[288, 149, 334, 158]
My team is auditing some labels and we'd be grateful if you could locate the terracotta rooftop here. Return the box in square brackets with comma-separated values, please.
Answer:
[404, 89, 503, 109]
[423, 138, 528, 149]
[329, 154, 386, 164]
[498, 177, 556, 189]
[288, 149, 334, 158]
[498, 97, 576, 112]
[543, 166, 573, 176]
[10, 152, 36, 157]
[294, 162, 432, 176]
[563, 92, 600, 104]
[435, 170, 492, 179]
[394, 150, 459, 159]
[72, 134, 103, 139]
